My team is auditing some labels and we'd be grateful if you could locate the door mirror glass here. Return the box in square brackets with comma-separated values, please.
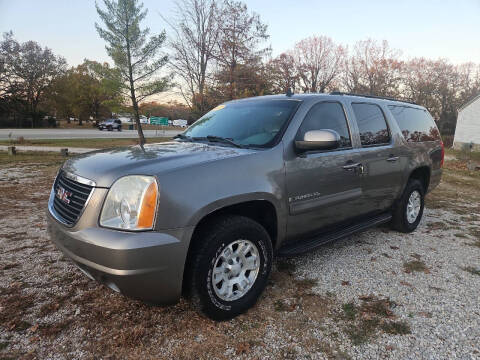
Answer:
[295, 129, 340, 151]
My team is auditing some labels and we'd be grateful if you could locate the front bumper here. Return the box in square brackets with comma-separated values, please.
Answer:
[47, 207, 193, 305]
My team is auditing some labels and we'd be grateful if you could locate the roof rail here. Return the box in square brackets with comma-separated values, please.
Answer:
[329, 91, 417, 105]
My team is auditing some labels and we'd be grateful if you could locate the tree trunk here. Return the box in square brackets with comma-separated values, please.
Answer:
[125, 18, 146, 146]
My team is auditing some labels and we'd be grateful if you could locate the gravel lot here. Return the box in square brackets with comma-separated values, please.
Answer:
[0, 152, 479, 359]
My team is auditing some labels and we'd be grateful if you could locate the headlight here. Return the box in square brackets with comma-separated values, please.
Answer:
[100, 175, 158, 230]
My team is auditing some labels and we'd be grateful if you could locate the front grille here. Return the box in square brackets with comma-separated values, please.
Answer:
[52, 171, 93, 225]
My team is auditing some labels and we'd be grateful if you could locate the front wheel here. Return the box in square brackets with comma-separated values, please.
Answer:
[187, 215, 273, 320]
[391, 179, 425, 233]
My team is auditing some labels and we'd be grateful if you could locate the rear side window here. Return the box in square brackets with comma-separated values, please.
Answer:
[352, 103, 390, 146]
[388, 105, 440, 142]
[297, 102, 352, 149]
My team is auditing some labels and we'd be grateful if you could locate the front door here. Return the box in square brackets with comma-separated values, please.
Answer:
[285, 101, 365, 239]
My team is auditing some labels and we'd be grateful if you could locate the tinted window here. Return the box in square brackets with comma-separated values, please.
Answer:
[297, 102, 352, 148]
[184, 100, 299, 147]
[352, 103, 390, 146]
[388, 105, 440, 142]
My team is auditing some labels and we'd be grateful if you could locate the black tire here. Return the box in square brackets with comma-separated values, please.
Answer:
[118, 126, 122, 132]
[391, 179, 425, 233]
[187, 215, 273, 320]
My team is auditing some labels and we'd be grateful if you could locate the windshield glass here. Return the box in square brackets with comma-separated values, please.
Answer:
[183, 99, 300, 147]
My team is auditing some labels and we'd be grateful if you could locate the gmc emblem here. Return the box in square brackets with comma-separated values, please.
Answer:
[56, 186, 72, 204]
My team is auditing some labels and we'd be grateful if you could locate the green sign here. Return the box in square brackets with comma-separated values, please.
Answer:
[150, 116, 168, 125]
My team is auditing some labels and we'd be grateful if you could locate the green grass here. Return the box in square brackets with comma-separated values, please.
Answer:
[0, 151, 65, 165]
[381, 321, 411, 335]
[403, 260, 428, 273]
[342, 303, 357, 320]
[0, 137, 172, 149]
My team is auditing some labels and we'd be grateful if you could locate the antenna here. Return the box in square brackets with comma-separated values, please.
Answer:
[286, 88, 293, 97]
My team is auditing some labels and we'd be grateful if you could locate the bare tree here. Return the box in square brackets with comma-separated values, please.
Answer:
[343, 39, 403, 97]
[95, 0, 171, 145]
[215, 0, 270, 100]
[166, 0, 222, 115]
[292, 35, 345, 93]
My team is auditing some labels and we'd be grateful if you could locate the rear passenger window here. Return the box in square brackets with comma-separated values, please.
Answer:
[352, 103, 390, 146]
[388, 105, 440, 142]
[297, 102, 352, 149]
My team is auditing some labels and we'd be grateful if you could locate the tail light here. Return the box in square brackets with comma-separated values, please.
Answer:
[440, 141, 445, 168]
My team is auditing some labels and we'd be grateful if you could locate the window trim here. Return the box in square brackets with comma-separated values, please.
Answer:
[351, 102, 392, 148]
[295, 100, 354, 154]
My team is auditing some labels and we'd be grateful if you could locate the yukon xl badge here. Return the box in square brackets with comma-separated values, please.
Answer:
[56, 186, 72, 204]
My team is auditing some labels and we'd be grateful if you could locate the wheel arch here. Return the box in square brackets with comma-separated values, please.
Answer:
[408, 166, 431, 193]
[182, 199, 278, 294]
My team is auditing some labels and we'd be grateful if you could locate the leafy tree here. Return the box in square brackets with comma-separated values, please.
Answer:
[48, 60, 123, 124]
[95, 0, 171, 144]
[268, 53, 298, 94]
[214, 0, 270, 100]
[1, 31, 66, 127]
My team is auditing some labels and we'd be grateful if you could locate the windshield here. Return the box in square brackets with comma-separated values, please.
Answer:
[183, 99, 300, 147]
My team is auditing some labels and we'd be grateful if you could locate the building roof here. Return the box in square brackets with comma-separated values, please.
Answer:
[458, 93, 480, 112]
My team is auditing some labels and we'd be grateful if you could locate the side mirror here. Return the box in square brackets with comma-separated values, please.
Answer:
[295, 129, 340, 152]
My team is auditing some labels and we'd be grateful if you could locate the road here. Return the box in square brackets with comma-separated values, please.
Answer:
[0, 128, 181, 140]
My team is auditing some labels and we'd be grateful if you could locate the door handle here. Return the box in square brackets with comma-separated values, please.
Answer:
[387, 156, 399, 162]
[342, 162, 362, 170]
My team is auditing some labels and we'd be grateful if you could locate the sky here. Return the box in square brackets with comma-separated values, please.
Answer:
[1, 0, 479, 66]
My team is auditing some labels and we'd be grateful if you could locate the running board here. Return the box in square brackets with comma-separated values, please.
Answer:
[277, 213, 392, 257]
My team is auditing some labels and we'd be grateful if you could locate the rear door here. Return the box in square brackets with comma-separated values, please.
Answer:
[351, 102, 405, 211]
[285, 101, 365, 239]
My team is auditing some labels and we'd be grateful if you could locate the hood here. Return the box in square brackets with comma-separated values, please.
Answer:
[62, 141, 255, 187]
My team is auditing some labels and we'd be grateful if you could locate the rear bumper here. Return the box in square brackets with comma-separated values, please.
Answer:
[47, 211, 193, 304]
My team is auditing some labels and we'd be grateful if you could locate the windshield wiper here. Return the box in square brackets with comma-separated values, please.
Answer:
[204, 135, 246, 148]
[173, 133, 192, 141]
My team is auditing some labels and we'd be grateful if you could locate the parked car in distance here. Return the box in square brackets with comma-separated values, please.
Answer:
[173, 119, 188, 128]
[47, 92, 443, 320]
[98, 119, 122, 131]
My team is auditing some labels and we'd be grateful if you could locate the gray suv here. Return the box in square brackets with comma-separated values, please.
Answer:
[47, 93, 443, 320]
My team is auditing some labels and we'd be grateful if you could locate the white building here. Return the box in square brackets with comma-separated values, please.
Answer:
[454, 94, 480, 151]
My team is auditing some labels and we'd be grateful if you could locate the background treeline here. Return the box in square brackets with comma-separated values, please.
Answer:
[1, 0, 479, 135]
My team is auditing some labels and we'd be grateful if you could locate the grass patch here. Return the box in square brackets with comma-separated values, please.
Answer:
[381, 321, 411, 335]
[0, 137, 172, 149]
[403, 260, 428, 273]
[342, 303, 357, 320]
[346, 318, 380, 345]
[340, 296, 407, 345]
[0, 151, 65, 165]
[463, 266, 480, 276]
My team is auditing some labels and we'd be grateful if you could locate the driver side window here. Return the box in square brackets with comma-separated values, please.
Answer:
[297, 102, 352, 149]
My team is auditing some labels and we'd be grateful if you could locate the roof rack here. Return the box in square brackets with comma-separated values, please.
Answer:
[329, 92, 417, 105]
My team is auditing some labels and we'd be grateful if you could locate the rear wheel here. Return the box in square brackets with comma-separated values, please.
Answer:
[391, 179, 425, 233]
[187, 215, 272, 320]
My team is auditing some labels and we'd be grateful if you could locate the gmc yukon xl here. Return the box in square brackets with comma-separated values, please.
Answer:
[47, 92, 444, 320]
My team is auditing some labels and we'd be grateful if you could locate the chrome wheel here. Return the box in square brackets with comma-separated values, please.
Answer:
[212, 239, 260, 301]
[406, 190, 421, 224]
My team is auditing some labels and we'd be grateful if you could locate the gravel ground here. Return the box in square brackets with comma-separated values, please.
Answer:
[0, 154, 479, 359]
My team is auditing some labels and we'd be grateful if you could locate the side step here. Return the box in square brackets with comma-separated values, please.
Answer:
[277, 212, 392, 257]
